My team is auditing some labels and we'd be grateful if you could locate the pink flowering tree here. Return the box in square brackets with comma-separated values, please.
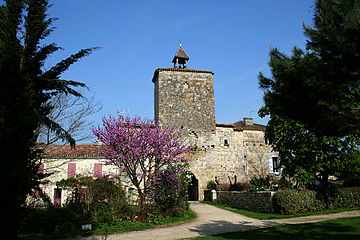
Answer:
[93, 116, 191, 216]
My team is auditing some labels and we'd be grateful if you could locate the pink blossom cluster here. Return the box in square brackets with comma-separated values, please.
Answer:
[93, 115, 191, 207]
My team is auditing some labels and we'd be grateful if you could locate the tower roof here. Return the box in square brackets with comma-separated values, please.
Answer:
[172, 44, 189, 65]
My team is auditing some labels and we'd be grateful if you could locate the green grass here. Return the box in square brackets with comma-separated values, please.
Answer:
[186, 216, 360, 240]
[202, 201, 360, 220]
[19, 208, 197, 240]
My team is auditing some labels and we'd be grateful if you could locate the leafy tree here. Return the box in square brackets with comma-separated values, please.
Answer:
[0, 1, 96, 238]
[259, 107, 360, 207]
[259, 0, 360, 137]
[93, 116, 191, 218]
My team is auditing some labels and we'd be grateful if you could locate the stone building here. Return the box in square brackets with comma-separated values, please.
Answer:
[153, 45, 278, 200]
[33, 45, 278, 205]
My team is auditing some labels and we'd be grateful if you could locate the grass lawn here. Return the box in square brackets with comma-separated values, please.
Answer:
[202, 201, 360, 220]
[186, 216, 360, 240]
[19, 208, 197, 240]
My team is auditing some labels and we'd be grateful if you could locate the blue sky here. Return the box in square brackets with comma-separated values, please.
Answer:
[43, 0, 314, 134]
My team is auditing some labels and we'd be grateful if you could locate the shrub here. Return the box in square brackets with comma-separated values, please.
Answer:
[273, 189, 326, 214]
[250, 176, 272, 191]
[334, 187, 360, 208]
[273, 176, 293, 190]
[206, 180, 217, 190]
[149, 167, 189, 217]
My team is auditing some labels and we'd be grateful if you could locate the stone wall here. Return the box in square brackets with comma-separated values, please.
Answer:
[217, 191, 275, 213]
[189, 125, 277, 200]
[153, 68, 215, 138]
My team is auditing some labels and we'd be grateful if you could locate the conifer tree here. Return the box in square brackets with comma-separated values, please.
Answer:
[0, 1, 96, 238]
[259, 0, 360, 137]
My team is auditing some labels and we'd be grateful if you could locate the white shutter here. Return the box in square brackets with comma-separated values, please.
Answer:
[269, 157, 274, 173]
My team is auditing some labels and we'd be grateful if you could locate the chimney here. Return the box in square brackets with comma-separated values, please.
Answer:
[244, 118, 253, 126]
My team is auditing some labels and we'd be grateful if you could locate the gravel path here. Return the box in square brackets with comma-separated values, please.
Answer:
[72, 202, 360, 240]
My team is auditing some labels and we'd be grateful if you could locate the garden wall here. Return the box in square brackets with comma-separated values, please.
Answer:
[216, 191, 275, 213]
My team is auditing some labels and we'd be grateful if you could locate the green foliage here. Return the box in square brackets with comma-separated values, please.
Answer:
[259, 106, 360, 207]
[259, 0, 360, 137]
[258, 0, 360, 206]
[273, 190, 327, 214]
[273, 176, 293, 190]
[206, 180, 217, 190]
[20, 202, 90, 236]
[250, 176, 272, 191]
[0, 0, 96, 237]
[334, 187, 360, 208]
[202, 201, 360, 220]
[150, 167, 190, 217]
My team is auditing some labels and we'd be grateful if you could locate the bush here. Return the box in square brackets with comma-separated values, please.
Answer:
[149, 168, 189, 217]
[334, 187, 360, 208]
[250, 176, 272, 191]
[206, 180, 217, 190]
[273, 189, 326, 214]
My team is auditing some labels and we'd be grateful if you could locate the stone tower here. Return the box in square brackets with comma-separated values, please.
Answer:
[152, 45, 216, 144]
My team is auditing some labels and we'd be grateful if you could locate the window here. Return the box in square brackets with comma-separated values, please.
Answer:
[68, 163, 76, 178]
[243, 156, 247, 172]
[269, 156, 280, 174]
[94, 163, 102, 177]
[54, 188, 62, 206]
[224, 139, 229, 146]
[184, 81, 189, 89]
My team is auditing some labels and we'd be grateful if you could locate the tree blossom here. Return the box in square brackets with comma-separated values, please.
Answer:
[93, 115, 191, 214]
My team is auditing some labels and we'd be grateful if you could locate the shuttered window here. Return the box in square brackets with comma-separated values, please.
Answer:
[94, 163, 102, 177]
[68, 163, 76, 178]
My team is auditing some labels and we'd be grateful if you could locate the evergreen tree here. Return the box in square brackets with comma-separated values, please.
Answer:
[259, 107, 360, 208]
[259, 0, 360, 137]
[0, 1, 96, 238]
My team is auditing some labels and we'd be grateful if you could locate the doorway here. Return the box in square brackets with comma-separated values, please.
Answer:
[188, 173, 199, 201]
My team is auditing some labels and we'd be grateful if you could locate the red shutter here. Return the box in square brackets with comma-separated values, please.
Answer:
[38, 163, 44, 174]
[68, 163, 76, 178]
[94, 163, 102, 177]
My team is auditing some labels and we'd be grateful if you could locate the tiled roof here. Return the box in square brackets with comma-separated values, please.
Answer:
[42, 143, 106, 159]
[152, 68, 214, 82]
[216, 123, 234, 128]
[216, 121, 266, 131]
[233, 120, 266, 131]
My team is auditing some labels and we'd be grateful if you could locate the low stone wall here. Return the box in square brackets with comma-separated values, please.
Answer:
[216, 191, 275, 213]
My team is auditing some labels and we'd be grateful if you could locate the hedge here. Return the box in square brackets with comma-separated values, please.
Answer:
[273, 190, 326, 215]
[334, 187, 360, 208]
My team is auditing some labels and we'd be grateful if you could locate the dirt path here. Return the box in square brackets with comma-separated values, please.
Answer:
[73, 202, 360, 240]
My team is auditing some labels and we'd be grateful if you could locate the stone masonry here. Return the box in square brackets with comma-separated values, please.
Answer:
[152, 48, 278, 200]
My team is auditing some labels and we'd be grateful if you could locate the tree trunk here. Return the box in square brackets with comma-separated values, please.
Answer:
[320, 173, 333, 209]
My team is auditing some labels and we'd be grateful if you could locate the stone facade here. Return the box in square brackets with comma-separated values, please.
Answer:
[153, 67, 278, 201]
[153, 68, 216, 141]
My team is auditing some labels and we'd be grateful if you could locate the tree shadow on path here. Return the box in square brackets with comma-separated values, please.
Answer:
[189, 220, 358, 240]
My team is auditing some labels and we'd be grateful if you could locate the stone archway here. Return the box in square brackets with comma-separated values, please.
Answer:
[187, 173, 199, 201]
